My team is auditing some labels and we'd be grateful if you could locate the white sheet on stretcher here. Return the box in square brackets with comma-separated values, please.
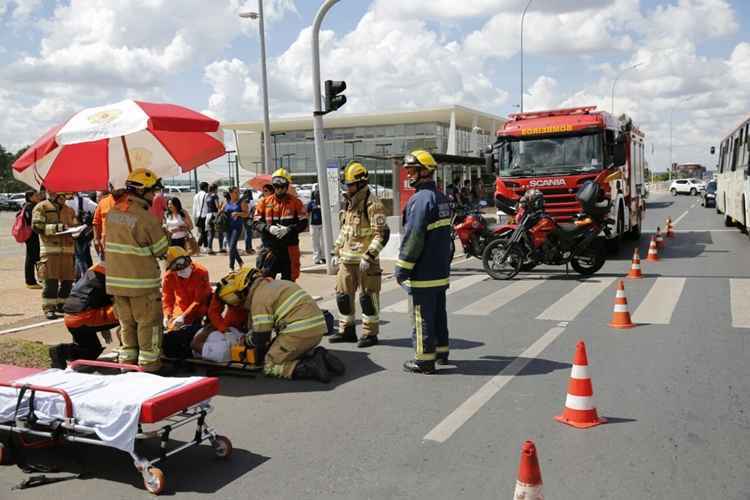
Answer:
[0, 369, 206, 453]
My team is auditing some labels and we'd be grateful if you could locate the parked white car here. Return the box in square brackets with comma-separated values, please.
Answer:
[669, 178, 705, 196]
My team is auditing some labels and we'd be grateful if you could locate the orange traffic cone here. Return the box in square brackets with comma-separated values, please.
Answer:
[555, 340, 607, 428]
[627, 249, 643, 279]
[513, 440, 544, 500]
[666, 217, 675, 238]
[655, 227, 665, 249]
[646, 236, 659, 262]
[609, 280, 635, 329]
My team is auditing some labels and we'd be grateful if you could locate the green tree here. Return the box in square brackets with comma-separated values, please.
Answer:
[0, 144, 31, 192]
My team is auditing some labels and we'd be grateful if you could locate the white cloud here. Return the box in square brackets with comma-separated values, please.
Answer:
[523, 76, 560, 111]
[204, 58, 261, 121]
[372, 0, 614, 20]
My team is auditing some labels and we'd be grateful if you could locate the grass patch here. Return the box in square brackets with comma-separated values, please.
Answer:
[0, 338, 50, 368]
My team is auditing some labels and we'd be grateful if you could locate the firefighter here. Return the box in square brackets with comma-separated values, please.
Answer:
[394, 150, 453, 374]
[216, 266, 345, 382]
[161, 246, 212, 360]
[105, 168, 169, 373]
[49, 262, 119, 369]
[32, 191, 77, 319]
[329, 161, 388, 348]
[253, 168, 308, 281]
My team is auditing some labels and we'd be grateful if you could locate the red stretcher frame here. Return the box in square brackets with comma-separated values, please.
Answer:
[0, 361, 232, 494]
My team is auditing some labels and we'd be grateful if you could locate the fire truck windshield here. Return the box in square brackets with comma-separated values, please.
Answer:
[497, 132, 603, 177]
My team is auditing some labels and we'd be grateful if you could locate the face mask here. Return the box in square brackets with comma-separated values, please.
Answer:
[176, 267, 193, 279]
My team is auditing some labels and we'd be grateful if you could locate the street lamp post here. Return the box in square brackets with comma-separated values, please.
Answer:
[520, 0, 533, 113]
[271, 132, 286, 169]
[344, 139, 363, 161]
[282, 153, 296, 169]
[610, 62, 643, 116]
[375, 142, 392, 196]
[668, 96, 692, 181]
[239, 2, 272, 174]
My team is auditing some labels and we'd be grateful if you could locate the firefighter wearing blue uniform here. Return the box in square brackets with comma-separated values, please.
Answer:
[395, 150, 453, 374]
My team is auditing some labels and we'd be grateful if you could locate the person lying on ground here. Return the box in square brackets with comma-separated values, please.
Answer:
[215, 266, 344, 382]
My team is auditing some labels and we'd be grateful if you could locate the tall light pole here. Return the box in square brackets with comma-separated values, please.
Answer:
[312, 0, 342, 275]
[668, 96, 693, 181]
[611, 62, 643, 116]
[520, 0, 533, 113]
[239, 2, 272, 174]
[344, 139, 363, 161]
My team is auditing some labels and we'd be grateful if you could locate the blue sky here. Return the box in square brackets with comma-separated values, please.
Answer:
[1, 0, 749, 174]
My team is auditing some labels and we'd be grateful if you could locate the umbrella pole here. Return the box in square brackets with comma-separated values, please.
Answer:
[120, 136, 133, 172]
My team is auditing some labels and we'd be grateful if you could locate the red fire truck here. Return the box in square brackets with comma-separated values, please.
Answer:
[487, 106, 646, 247]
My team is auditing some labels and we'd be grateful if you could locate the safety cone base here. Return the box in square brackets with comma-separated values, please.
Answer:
[608, 320, 635, 329]
[554, 414, 607, 428]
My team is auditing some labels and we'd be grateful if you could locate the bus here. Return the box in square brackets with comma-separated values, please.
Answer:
[715, 116, 750, 235]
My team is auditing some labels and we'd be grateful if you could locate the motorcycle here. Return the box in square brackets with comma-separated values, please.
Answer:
[482, 182, 612, 280]
[451, 201, 500, 260]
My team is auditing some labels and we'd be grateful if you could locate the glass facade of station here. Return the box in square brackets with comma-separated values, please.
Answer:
[266, 122, 493, 186]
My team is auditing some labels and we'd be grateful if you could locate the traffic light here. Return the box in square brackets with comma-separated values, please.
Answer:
[324, 80, 347, 114]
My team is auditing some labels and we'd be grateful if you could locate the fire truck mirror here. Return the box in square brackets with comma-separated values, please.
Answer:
[485, 152, 495, 172]
[613, 141, 626, 166]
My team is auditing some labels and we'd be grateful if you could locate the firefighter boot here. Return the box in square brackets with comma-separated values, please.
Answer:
[48, 343, 82, 369]
[403, 359, 436, 374]
[436, 353, 450, 365]
[292, 349, 331, 383]
[329, 324, 357, 343]
[315, 346, 345, 376]
[357, 335, 379, 348]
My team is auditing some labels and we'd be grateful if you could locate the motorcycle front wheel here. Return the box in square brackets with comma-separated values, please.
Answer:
[482, 239, 523, 280]
[570, 238, 606, 275]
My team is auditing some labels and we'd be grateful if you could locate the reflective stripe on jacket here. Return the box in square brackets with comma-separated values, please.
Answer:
[395, 181, 453, 290]
[244, 278, 326, 335]
[253, 194, 308, 249]
[105, 195, 169, 297]
[32, 200, 76, 257]
[334, 188, 388, 265]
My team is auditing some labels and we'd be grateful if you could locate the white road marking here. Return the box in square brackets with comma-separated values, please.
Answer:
[424, 324, 567, 443]
[729, 279, 750, 328]
[454, 277, 543, 316]
[672, 210, 690, 226]
[537, 277, 617, 321]
[0, 318, 64, 337]
[383, 274, 488, 313]
[631, 277, 686, 325]
[318, 279, 401, 311]
[643, 229, 739, 233]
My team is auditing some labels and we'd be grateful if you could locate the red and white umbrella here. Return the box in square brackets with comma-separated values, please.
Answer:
[12, 99, 225, 192]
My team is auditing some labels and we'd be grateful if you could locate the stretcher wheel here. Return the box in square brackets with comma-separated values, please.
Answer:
[212, 435, 233, 459]
[145, 467, 165, 495]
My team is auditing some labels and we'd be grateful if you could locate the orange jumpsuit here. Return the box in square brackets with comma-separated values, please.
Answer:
[207, 293, 248, 333]
[253, 193, 308, 281]
[162, 262, 212, 328]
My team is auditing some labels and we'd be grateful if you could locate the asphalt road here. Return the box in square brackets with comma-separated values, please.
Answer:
[2, 192, 749, 499]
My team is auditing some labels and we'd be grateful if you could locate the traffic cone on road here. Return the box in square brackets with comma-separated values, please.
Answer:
[655, 227, 665, 249]
[627, 249, 643, 279]
[646, 236, 660, 262]
[608, 280, 635, 329]
[513, 440, 544, 500]
[666, 218, 675, 238]
[555, 340, 607, 428]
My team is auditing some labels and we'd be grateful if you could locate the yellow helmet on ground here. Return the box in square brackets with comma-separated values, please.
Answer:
[217, 266, 261, 306]
[403, 150, 437, 171]
[343, 161, 368, 185]
[165, 246, 191, 271]
[126, 168, 163, 191]
[271, 168, 292, 186]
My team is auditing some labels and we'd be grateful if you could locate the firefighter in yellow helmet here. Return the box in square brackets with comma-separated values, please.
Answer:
[216, 266, 345, 382]
[253, 168, 308, 281]
[105, 168, 169, 372]
[395, 150, 453, 374]
[32, 190, 78, 319]
[329, 161, 389, 347]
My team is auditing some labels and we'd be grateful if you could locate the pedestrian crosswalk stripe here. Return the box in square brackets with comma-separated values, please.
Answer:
[453, 277, 543, 316]
[382, 274, 488, 313]
[729, 279, 750, 328]
[318, 280, 402, 311]
[631, 277, 686, 325]
[536, 277, 617, 321]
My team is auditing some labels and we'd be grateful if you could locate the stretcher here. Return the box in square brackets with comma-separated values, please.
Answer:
[0, 360, 232, 495]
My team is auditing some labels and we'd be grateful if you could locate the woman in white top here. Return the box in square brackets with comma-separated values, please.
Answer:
[164, 197, 193, 249]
